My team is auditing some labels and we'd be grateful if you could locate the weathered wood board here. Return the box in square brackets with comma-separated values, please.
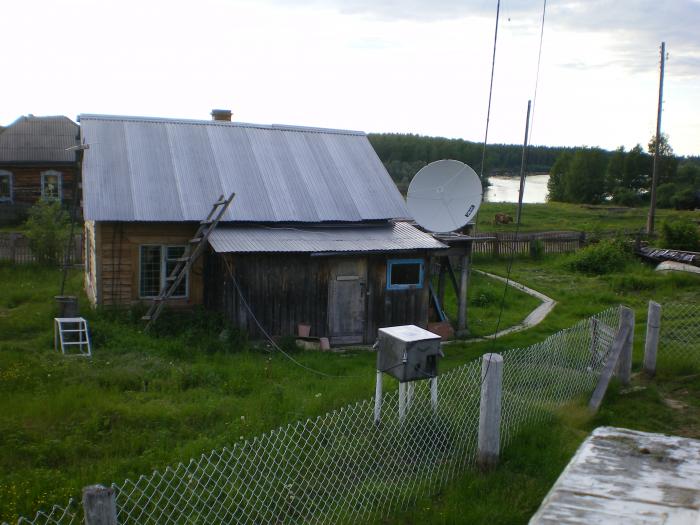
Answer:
[530, 426, 700, 524]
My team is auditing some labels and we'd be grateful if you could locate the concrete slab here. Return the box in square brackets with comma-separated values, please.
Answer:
[530, 427, 700, 524]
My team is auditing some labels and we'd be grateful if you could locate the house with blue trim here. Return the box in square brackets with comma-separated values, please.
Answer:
[79, 111, 448, 344]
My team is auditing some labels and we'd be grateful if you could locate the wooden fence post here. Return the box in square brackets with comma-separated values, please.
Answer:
[643, 301, 661, 377]
[589, 323, 632, 412]
[82, 485, 118, 525]
[615, 306, 634, 386]
[9, 235, 17, 264]
[478, 353, 503, 471]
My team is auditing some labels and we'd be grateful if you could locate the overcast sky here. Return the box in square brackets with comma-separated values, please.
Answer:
[3, 0, 699, 155]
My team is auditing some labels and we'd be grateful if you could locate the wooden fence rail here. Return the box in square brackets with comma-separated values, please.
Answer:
[472, 231, 586, 257]
[0, 232, 82, 264]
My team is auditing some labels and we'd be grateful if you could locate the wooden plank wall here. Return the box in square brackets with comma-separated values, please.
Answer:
[95, 222, 204, 307]
[207, 251, 432, 344]
[472, 231, 585, 257]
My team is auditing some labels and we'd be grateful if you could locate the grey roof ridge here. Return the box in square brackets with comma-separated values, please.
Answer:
[77, 113, 366, 136]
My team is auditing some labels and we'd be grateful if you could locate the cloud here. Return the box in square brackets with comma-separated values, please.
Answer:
[549, 0, 700, 77]
[268, 0, 537, 22]
[266, 0, 700, 77]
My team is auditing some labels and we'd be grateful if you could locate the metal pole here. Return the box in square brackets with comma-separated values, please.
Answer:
[643, 301, 661, 376]
[516, 100, 532, 225]
[646, 42, 666, 235]
[398, 382, 406, 423]
[373, 369, 383, 425]
[430, 377, 438, 413]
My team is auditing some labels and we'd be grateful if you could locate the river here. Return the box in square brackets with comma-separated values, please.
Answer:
[485, 174, 550, 203]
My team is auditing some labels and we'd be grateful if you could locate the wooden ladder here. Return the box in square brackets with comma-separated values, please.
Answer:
[143, 192, 235, 331]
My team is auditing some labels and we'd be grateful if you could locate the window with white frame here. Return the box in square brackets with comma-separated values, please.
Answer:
[0, 171, 11, 202]
[139, 245, 188, 298]
[41, 170, 62, 202]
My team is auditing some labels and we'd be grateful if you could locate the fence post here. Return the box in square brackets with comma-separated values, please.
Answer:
[82, 485, 118, 525]
[644, 301, 661, 377]
[9, 234, 17, 264]
[478, 353, 503, 471]
[615, 306, 634, 386]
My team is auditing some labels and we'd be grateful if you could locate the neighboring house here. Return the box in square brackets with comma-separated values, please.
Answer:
[79, 112, 448, 344]
[0, 115, 80, 222]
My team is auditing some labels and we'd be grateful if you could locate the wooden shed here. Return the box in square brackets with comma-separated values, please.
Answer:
[80, 113, 448, 344]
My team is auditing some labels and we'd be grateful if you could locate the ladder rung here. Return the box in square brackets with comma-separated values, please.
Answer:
[190, 237, 203, 243]
[166, 275, 179, 281]
[175, 257, 189, 262]
[141, 315, 152, 321]
[200, 219, 214, 225]
[60, 329, 86, 333]
[61, 341, 89, 346]
[213, 199, 228, 206]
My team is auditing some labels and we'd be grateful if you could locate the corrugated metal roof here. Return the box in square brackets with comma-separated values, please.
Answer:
[79, 114, 409, 223]
[208, 222, 447, 253]
[0, 115, 79, 163]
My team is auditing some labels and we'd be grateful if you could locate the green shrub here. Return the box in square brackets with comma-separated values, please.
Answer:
[567, 239, 631, 275]
[24, 201, 71, 265]
[611, 188, 641, 207]
[659, 218, 700, 251]
[671, 188, 698, 210]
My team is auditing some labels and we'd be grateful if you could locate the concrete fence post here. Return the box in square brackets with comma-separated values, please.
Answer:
[644, 301, 661, 377]
[478, 353, 503, 471]
[82, 485, 118, 525]
[615, 306, 634, 386]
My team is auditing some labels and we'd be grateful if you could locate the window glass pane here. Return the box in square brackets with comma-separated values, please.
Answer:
[0, 175, 10, 200]
[140, 246, 162, 297]
[165, 246, 187, 297]
[43, 173, 60, 200]
[389, 260, 423, 288]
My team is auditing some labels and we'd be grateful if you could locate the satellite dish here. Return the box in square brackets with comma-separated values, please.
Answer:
[407, 159, 483, 233]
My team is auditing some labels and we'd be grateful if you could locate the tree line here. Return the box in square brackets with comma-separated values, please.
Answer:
[369, 132, 699, 209]
[547, 135, 699, 209]
[368, 133, 569, 192]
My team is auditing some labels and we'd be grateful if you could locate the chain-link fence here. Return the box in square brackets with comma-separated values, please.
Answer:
[8, 306, 621, 525]
[659, 302, 700, 363]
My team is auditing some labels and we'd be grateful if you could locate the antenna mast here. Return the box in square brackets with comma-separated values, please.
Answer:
[646, 41, 666, 235]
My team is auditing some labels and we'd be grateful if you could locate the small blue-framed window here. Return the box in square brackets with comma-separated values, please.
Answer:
[387, 258, 424, 290]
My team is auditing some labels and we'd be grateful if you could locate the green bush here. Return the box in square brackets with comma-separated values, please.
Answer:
[660, 218, 700, 251]
[567, 239, 631, 275]
[611, 188, 641, 207]
[671, 188, 698, 210]
[24, 201, 71, 265]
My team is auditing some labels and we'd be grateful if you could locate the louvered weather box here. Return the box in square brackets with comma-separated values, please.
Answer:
[377, 325, 443, 382]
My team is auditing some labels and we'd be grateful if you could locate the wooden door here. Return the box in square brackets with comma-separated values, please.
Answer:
[328, 258, 367, 344]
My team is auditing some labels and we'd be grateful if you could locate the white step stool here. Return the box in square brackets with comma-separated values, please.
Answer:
[54, 317, 92, 357]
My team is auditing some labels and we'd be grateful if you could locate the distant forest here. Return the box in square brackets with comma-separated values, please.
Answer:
[368, 133, 574, 192]
[368, 133, 699, 209]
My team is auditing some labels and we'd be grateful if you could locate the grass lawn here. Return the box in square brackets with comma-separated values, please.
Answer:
[478, 201, 700, 233]
[1, 251, 699, 523]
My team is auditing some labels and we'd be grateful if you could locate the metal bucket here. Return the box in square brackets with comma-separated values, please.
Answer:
[55, 296, 78, 318]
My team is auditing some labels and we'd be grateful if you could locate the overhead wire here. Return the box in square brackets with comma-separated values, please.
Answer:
[478, 0, 548, 385]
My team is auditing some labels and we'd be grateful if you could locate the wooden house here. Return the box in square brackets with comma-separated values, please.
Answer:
[79, 113, 448, 344]
[0, 115, 80, 223]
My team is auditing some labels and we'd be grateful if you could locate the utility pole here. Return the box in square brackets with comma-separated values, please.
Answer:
[646, 42, 666, 235]
[516, 100, 532, 225]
